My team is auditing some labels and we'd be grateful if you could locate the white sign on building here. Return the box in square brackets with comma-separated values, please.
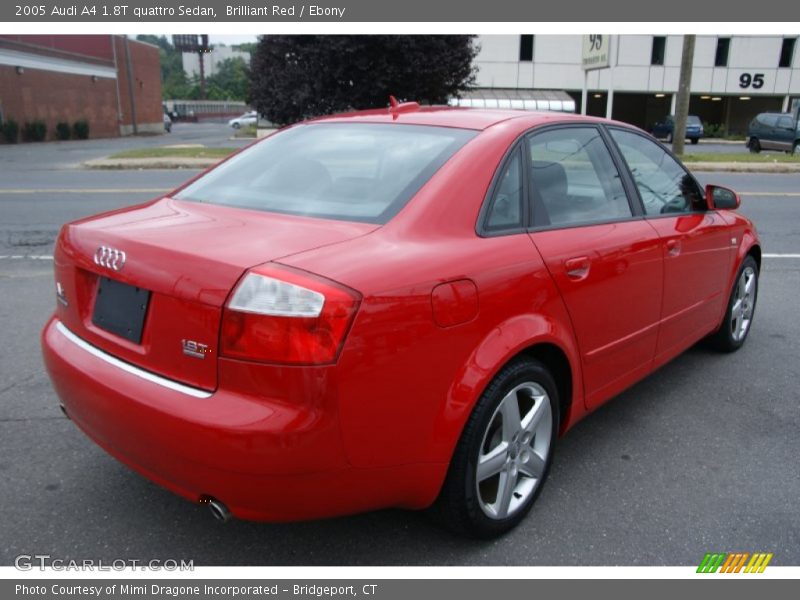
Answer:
[581, 35, 610, 70]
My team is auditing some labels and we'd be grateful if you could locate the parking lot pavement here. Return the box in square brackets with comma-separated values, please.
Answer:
[0, 122, 249, 172]
[1, 255, 798, 566]
[0, 148, 798, 565]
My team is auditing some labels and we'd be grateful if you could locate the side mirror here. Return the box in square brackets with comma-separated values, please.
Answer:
[705, 184, 741, 210]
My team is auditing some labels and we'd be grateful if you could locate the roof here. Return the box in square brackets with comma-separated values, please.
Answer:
[310, 105, 589, 131]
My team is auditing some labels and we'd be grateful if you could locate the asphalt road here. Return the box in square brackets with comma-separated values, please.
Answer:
[0, 129, 798, 566]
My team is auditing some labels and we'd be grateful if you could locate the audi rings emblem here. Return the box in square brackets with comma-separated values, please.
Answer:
[93, 246, 126, 271]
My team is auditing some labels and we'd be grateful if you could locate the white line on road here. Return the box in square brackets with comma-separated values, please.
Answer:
[0, 255, 54, 260]
[743, 192, 800, 197]
[0, 189, 170, 195]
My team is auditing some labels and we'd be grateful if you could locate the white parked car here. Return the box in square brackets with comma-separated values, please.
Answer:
[228, 111, 258, 129]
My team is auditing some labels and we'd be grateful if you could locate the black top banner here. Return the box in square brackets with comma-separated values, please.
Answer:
[3, 0, 800, 22]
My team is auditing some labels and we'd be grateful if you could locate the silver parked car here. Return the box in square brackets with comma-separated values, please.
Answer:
[227, 111, 258, 129]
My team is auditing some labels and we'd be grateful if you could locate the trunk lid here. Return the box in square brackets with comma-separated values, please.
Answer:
[53, 198, 376, 391]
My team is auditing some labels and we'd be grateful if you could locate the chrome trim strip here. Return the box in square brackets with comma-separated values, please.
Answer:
[54, 321, 212, 399]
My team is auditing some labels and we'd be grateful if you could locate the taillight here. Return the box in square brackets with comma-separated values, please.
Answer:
[221, 264, 360, 365]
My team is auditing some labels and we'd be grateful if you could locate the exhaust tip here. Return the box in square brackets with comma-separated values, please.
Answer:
[58, 404, 70, 419]
[202, 497, 232, 523]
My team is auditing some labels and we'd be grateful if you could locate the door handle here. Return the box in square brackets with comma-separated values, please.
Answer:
[666, 239, 682, 257]
[564, 256, 590, 280]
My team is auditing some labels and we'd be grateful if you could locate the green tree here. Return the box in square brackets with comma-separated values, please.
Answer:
[135, 34, 192, 99]
[205, 57, 250, 101]
[250, 35, 478, 125]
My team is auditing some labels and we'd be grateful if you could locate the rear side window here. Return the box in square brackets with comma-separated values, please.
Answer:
[609, 128, 705, 216]
[175, 123, 476, 224]
[485, 151, 524, 230]
[777, 116, 794, 129]
[528, 127, 632, 227]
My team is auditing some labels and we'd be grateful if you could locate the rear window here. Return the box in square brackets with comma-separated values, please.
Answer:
[175, 123, 476, 224]
[687, 116, 702, 125]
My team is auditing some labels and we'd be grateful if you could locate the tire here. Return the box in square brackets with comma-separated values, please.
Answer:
[666, 132, 673, 143]
[690, 138, 699, 145]
[232, 123, 240, 129]
[749, 138, 761, 153]
[793, 142, 799, 156]
[707, 255, 759, 352]
[433, 358, 559, 538]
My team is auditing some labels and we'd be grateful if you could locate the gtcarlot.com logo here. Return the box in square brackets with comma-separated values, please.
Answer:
[14, 554, 194, 571]
[697, 552, 773, 573]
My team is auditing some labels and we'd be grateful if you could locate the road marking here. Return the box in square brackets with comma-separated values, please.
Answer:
[0, 188, 171, 195]
[0, 255, 54, 260]
[763, 253, 800, 258]
[742, 192, 800, 197]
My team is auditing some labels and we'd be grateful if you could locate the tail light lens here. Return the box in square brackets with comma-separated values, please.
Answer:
[221, 264, 361, 365]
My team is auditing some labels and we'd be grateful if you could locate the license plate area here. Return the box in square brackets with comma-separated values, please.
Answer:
[92, 276, 150, 344]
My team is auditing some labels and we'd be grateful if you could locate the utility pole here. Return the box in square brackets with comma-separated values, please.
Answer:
[672, 35, 695, 156]
[122, 36, 138, 135]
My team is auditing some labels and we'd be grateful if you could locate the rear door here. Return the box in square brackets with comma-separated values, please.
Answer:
[774, 115, 796, 151]
[526, 125, 664, 409]
[607, 128, 733, 367]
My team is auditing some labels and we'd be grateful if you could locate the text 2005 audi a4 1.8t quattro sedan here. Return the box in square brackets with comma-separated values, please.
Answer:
[42, 102, 760, 538]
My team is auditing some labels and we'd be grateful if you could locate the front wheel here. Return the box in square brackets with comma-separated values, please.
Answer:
[793, 142, 799, 156]
[666, 132, 673, 143]
[690, 138, 699, 145]
[749, 138, 761, 153]
[433, 358, 559, 538]
[708, 255, 759, 352]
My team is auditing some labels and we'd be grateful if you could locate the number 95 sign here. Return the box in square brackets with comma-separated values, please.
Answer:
[582, 35, 610, 70]
[739, 73, 765, 89]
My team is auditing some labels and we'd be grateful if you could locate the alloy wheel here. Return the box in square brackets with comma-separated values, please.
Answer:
[731, 266, 756, 342]
[476, 382, 552, 519]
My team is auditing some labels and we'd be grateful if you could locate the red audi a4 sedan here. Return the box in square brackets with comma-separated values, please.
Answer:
[42, 104, 760, 537]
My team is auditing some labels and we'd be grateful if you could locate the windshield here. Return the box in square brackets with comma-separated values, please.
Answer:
[687, 116, 702, 125]
[176, 123, 476, 224]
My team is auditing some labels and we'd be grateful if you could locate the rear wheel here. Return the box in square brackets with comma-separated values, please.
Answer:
[708, 255, 759, 352]
[666, 132, 673, 143]
[434, 358, 559, 538]
[749, 138, 761, 153]
[793, 142, 799, 156]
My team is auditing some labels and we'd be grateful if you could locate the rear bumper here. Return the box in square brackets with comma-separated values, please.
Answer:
[41, 317, 440, 521]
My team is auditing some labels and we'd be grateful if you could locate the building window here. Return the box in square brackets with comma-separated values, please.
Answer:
[779, 38, 797, 68]
[651, 36, 666, 66]
[715, 37, 730, 67]
[519, 35, 534, 62]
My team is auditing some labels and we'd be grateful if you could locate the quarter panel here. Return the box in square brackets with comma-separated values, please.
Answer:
[327, 233, 581, 469]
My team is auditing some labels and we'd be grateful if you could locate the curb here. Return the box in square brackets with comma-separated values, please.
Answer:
[84, 157, 800, 173]
[84, 157, 221, 170]
[686, 162, 800, 173]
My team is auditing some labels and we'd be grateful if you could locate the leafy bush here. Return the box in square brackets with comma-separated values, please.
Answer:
[22, 120, 47, 142]
[73, 119, 90, 140]
[55, 122, 71, 140]
[703, 122, 726, 138]
[1, 118, 19, 143]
